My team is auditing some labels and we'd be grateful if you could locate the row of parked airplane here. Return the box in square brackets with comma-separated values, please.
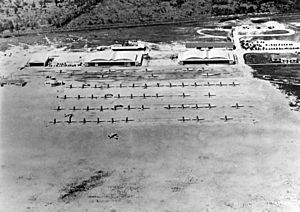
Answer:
[53, 103, 244, 112]
[66, 81, 240, 89]
[178, 115, 233, 122]
[53, 105, 151, 111]
[50, 115, 233, 124]
[50, 115, 134, 124]
[56, 93, 194, 100]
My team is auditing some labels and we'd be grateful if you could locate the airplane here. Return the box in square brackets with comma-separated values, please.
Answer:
[204, 92, 216, 98]
[64, 113, 74, 124]
[181, 82, 186, 87]
[114, 94, 124, 99]
[164, 104, 176, 110]
[141, 93, 151, 99]
[127, 94, 138, 99]
[148, 73, 158, 78]
[75, 94, 84, 100]
[98, 106, 109, 112]
[229, 81, 240, 86]
[58, 95, 71, 100]
[167, 82, 175, 88]
[202, 73, 220, 77]
[192, 82, 200, 87]
[68, 84, 73, 89]
[96, 117, 106, 124]
[204, 82, 212, 86]
[103, 94, 114, 99]
[122, 117, 134, 123]
[85, 106, 95, 111]
[153, 93, 163, 98]
[179, 93, 190, 98]
[217, 82, 226, 87]
[143, 83, 149, 89]
[52, 106, 64, 111]
[106, 84, 110, 89]
[178, 116, 190, 122]
[178, 104, 190, 109]
[220, 115, 233, 122]
[192, 116, 205, 121]
[125, 105, 136, 111]
[232, 103, 244, 109]
[130, 83, 139, 88]
[156, 83, 162, 87]
[111, 105, 124, 111]
[88, 94, 98, 99]
[50, 118, 62, 124]
[70, 106, 81, 111]
[79, 118, 90, 124]
[107, 118, 120, 124]
[108, 133, 119, 140]
[139, 105, 150, 110]
[204, 103, 216, 109]
[81, 83, 90, 89]
[192, 104, 201, 109]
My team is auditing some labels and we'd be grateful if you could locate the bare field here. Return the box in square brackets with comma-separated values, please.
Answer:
[1, 57, 300, 212]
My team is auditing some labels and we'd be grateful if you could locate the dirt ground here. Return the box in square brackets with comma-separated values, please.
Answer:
[1, 45, 300, 212]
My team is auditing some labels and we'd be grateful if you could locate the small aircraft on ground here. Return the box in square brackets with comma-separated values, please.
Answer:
[164, 104, 176, 110]
[204, 92, 216, 98]
[122, 117, 134, 123]
[220, 115, 233, 122]
[192, 116, 205, 121]
[204, 103, 216, 109]
[52, 106, 65, 111]
[178, 104, 190, 109]
[178, 116, 190, 122]
[139, 105, 150, 110]
[111, 105, 124, 111]
[108, 133, 119, 140]
[232, 103, 244, 109]
[107, 118, 120, 124]
[229, 81, 240, 86]
[179, 93, 190, 98]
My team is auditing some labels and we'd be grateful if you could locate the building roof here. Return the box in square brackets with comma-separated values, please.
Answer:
[51, 52, 84, 64]
[28, 53, 49, 64]
[85, 50, 143, 63]
[185, 42, 234, 49]
[179, 49, 231, 62]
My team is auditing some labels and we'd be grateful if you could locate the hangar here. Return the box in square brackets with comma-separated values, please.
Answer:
[84, 50, 144, 66]
[178, 49, 235, 65]
[27, 54, 50, 67]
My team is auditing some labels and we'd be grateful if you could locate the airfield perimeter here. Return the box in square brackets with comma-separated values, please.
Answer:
[1, 44, 300, 211]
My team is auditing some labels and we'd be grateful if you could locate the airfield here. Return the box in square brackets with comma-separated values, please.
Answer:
[1, 17, 300, 211]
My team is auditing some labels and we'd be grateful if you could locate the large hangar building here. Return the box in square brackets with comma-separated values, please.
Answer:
[84, 50, 144, 66]
[178, 49, 235, 65]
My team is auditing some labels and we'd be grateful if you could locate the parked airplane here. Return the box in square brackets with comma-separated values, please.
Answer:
[107, 118, 120, 123]
[153, 93, 163, 98]
[179, 93, 190, 98]
[122, 117, 134, 123]
[96, 118, 106, 124]
[192, 82, 200, 87]
[141, 93, 151, 99]
[70, 106, 81, 111]
[103, 94, 114, 99]
[98, 106, 109, 112]
[204, 92, 216, 98]
[139, 105, 150, 110]
[111, 105, 124, 111]
[229, 81, 240, 86]
[178, 104, 190, 109]
[53, 106, 64, 111]
[125, 105, 136, 111]
[204, 103, 216, 109]
[164, 104, 176, 110]
[178, 116, 190, 122]
[192, 116, 205, 121]
[108, 133, 119, 140]
[220, 115, 233, 121]
[232, 103, 244, 109]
